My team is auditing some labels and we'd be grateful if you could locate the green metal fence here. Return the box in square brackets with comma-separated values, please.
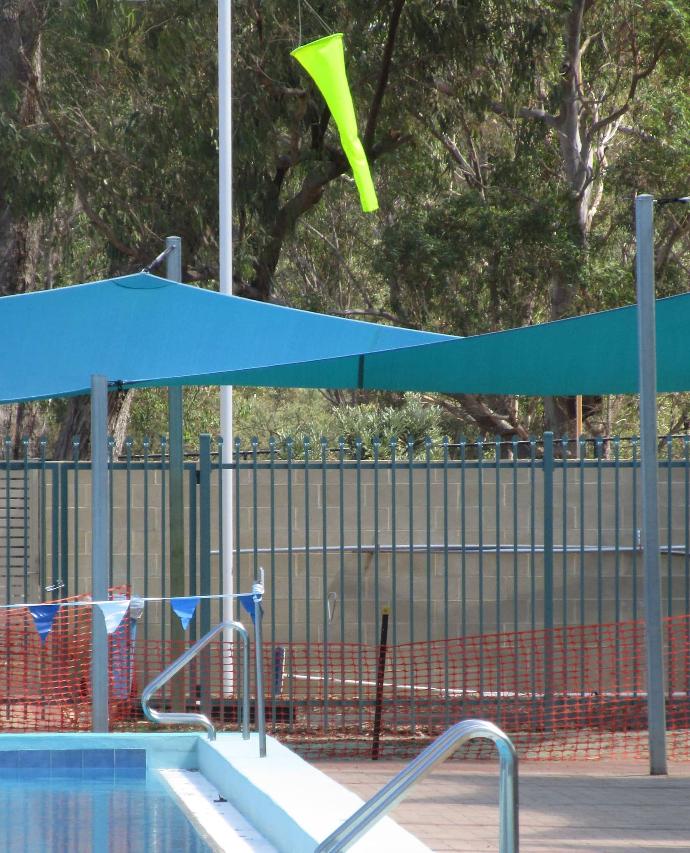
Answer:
[2, 432, 690, 710]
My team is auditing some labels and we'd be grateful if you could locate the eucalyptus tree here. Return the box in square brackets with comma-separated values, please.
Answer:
[0, 0, 56, 450]
[2, 0, 413, 453]
[373, 0, 690, 437]
[2, 0, 689, 451]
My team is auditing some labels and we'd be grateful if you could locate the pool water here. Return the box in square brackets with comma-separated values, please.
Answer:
[0, 767, 211, 852]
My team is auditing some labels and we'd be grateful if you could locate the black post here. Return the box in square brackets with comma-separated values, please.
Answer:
[371, 608, 390, 760]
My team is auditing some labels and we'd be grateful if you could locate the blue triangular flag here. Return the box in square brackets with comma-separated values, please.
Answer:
[97, 600, 130, 634]
[238, 594, 262, 625]
[28, 604, 61, 644]
[171, 596, 199, 630]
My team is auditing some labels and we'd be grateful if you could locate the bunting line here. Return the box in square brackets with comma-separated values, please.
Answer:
[0, 591, 262, 610]
[19, 590, 263, 642]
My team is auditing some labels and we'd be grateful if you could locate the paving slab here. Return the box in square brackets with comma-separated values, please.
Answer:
[313, 759, 690, 852]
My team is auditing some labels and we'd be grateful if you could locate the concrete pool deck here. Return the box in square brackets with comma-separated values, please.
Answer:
[314, 759, 690, 852]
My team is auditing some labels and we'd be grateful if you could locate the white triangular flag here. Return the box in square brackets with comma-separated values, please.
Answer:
[96, 600, 130, 634]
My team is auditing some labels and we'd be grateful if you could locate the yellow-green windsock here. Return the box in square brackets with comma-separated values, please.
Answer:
[291, 34, 379, 213]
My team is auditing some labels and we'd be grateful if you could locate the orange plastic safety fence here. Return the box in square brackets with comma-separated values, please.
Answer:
[117, 614, 690, 761]
[0, 587, 131, 732]
[261, 615, 690, 761]
[4, 604, 690, 762]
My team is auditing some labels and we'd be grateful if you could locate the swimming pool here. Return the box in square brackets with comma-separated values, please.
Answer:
[0, 762, 210, 853]
[0, 732, 429, 852]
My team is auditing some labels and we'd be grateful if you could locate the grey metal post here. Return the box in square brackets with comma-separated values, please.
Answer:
[635, 194, 668, 775]
[199, 434, 212, 716]
[90, 374, 110, 732]
[166, 239, 185, 612]
[542, 431, 554, 731]
[166, 237, 186, 708]
[253, 570, 267, 757]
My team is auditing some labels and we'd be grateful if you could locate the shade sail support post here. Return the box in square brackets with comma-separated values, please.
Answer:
[166, 238, 187, 704]
[90, 373, 110, 732]
[635, 193, 668, 775]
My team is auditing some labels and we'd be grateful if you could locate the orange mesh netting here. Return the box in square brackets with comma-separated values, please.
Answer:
[264, 615, 690, 761]
[120, 614, 690, 761]
[4, 602, 690, 761]
[0, 587, 132, 732]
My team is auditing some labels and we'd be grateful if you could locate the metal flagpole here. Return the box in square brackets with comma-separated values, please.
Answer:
[219, 0, 235, 695]
[635, 193, 667, 775]
[90, 374, 110, 731]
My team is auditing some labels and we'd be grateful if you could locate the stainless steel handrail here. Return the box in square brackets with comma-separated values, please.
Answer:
[141, 620, 250, 742]
[315, 719, 519, 853]
[252, 575, 267, 757]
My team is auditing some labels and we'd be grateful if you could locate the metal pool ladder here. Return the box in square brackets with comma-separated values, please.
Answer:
[315, 718, 519, 853]
[141, 619, 251, 743]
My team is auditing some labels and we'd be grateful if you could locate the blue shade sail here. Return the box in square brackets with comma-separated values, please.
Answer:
[205, 291, 690, 396]
[0, 273, 446, 403]
[3, 270, 689, 400]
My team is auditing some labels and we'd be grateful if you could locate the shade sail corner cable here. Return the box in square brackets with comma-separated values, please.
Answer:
[141, 244, 175, 274]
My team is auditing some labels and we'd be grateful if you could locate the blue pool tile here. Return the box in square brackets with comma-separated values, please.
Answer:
[87, 767, 115, 780]
[112, 768, 145, 782]
[47, 770, 87, 784]
[114, 749, 146, 769]
[18, 750, 50, 769]
[50, 750, 83, 770]
[83, 749, 114, 769]
[0, 752, 19, 768]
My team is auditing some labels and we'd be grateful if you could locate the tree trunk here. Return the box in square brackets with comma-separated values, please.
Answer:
[0, 2, 47, 455]
[52, 390, 133, 460]
[0, 1, 44, 296]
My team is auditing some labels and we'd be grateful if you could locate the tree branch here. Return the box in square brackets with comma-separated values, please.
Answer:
[423, 393, 530, 442]
[333, 308, 402, 324]
[618, 125, 672, 147]
[25, 69, 139, 260]
[489, 101, 559, 129]
[248, 132, 410, 300]
[655, 214, 690, 282]
[578, 30, 600, 61]
[423, 118, 487, 194]
[587, 41, 665, 139]
[302, 220, 375, 308]
[364, 0, 406, 149]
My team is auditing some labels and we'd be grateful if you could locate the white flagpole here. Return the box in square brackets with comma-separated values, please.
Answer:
[219, 0, 234, 695]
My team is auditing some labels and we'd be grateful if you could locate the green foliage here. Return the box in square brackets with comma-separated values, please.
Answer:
[125, 387, 453, 459]
[4, 0, 690, 445]
[127, 386, 335, 450]
[333, 393, 449, 459]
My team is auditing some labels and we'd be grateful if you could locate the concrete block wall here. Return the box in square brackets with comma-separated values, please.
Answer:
[11, 461, 690, 649]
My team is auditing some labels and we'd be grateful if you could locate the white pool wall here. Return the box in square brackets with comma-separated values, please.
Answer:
[200, 734, 430, 852]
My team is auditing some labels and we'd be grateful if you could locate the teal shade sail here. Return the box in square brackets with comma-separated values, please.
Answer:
[199, 292, 690, 396]
[2, 271, 690, 402]
[353, 293, 690, 397]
